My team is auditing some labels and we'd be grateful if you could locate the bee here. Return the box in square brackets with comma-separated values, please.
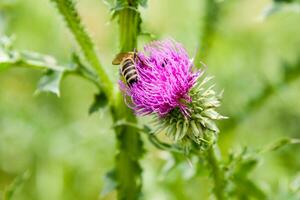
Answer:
[112, 51, 139, 87]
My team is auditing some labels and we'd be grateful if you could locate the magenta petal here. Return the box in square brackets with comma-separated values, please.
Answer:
[119, 39, 201, 117]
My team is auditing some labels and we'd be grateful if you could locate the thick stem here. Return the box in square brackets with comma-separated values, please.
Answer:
[119, 9, 139, 53]
[113, 5, 143, 200]
[205, 145, 226, 200]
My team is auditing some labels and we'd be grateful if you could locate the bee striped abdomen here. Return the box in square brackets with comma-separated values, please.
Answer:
[121, 58, 138, 86]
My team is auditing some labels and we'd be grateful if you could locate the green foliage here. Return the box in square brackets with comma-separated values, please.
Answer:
[0, 37, 75, 95]
[0, 36, 103, 96]
[0, 37, 63, 72]
[225, 148, 267, 199]
[88, 92, 108, 115]
[37, 70, 64, 96]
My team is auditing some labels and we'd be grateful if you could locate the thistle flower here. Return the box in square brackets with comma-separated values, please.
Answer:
[119, 39, 226, 152]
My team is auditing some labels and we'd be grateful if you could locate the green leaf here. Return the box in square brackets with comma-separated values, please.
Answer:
[88, 92, 108, 115]
[0, 36, 77, 96]
[36, 70, 64, 96]
[100, 169, 118, 197]
[0, 37, 70, 72]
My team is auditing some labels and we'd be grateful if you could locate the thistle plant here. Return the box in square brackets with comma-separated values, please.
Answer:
[1, 0, 300, 200]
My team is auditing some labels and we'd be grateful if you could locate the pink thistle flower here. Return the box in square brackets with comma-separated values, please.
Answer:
[119, 39, 200, 117]
[119, 39, 226, 152]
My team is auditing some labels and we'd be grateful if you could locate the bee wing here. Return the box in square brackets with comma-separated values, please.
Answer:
[112, 52, 134, 65]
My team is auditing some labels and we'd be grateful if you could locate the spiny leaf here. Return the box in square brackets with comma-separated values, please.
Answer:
[36, 70, 64, 96]
[0, 36, 76, 96]
[89, 91, 108, 115]
[0, 37, 72, 71]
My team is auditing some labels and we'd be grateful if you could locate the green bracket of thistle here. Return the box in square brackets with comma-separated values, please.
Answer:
[153, 75, 227, 154]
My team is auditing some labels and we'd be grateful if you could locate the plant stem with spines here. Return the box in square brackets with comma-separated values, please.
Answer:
[112, 3, 144, 200]
[51, 1, 144, 199]
[205, 145, 227, 200]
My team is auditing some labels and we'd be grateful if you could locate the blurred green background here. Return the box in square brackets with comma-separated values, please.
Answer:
[0, 0, 300, 199]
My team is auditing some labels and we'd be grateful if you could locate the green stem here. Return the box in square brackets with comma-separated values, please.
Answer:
[51, 1, 143, 199]
[119, 8, 139, 53]
[111, 94, 143, 200]
[205, 145, 226, 200]
[112, 4, 143, 200]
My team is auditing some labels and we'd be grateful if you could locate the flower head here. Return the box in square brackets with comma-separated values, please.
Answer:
[119, 39, 226, 152]
[120, 39, 199, 116]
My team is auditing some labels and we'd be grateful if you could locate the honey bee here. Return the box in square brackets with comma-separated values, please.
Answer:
[112, 51, 139, 87]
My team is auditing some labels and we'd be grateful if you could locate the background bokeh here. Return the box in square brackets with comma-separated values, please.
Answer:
[0, 0, 300, 199]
